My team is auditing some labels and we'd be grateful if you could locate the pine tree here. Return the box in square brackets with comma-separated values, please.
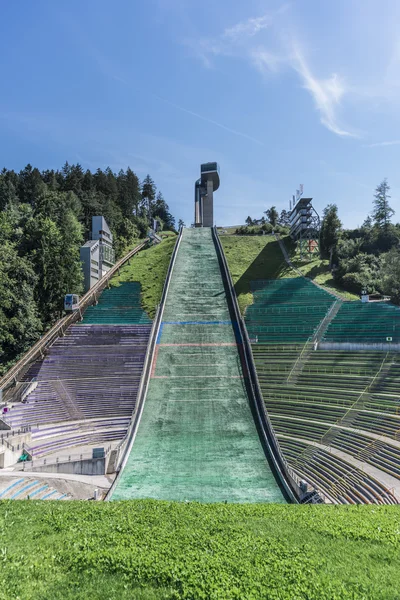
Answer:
[117, 167, 141, 218]
[0, 177, 18, 210]
[279, 209, 290, 227]
[362, 215, 372, 229]
[265, 206, 279, 227]
[320, 204, 342, 266]
[153, 191, 175, 229]
[372, 179, 394, 229]
[18, 164, 45, 206]
[141, 174, 157, 218]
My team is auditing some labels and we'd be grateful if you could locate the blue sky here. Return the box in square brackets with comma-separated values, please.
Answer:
[1, 0, 400, 228]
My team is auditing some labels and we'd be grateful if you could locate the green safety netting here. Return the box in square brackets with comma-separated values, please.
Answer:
[81, 282, 151, 325]
[111, 228, 285, 503]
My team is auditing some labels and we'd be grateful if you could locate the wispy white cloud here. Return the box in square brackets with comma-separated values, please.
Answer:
[224, 15, 272, 41]
[365, 140, 400, 148]
[191, 10, 356, 138]
[290, 43, 353, 137]
[250, 47, 285, 73]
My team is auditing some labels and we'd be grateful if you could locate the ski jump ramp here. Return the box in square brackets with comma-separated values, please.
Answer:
[111, 228, 285, 502]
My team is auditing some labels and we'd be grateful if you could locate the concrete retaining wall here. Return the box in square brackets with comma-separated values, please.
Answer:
[29, 457, 106, 476]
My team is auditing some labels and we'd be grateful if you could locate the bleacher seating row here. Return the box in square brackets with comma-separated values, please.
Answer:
[245, 278, 334, 343]
[82, 283, 152, 325]
[5, 325, 151, 431]
[279, 437, 397, 504]
[323, 302, 400, 344]
[247, 277, 400, 503]
[2, 282, 152, 464]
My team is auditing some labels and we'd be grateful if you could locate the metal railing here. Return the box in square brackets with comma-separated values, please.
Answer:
[0, 427, 30, 452]
[0, 239, 149, 395]
[105, 228, 183, 500]
[213, 226, 305, 503]
[23, 445, 113, 470]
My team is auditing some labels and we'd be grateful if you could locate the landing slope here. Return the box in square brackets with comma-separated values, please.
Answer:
[111, 228, 285, 502]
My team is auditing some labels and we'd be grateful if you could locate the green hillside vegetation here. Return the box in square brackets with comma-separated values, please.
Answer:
[1, 501, 399, 600]
[220, 234, 357, 312]
[286, 250, 359, 301]
[219, 235, 289, 313]
[230, 180, 400, 305]
[0, 163, 175, 373]
[111, 234, 177, 318]
[319, 185, 400, 303]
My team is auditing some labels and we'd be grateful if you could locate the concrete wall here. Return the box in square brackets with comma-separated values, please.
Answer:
[202, 179, 214, 227]
[106, 446, 122, 474]
[80, 241, 100, 292]
[0, 430, 31, 468]
[29, 456, 106, 476]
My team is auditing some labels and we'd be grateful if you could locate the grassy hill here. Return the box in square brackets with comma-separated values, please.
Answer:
[111, 233, 177, 318]
[220, 234, 358, 313]
[287, 249, 359, 301]
[1, 500, 399, 600]
[219, 235, 289, 313]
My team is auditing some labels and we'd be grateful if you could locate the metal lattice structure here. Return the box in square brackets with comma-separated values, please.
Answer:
[289, 197, 320, 259]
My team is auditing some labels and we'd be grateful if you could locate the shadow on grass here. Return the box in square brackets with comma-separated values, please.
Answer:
[303, 262, 329, 279]
[234, 239, 293, 300]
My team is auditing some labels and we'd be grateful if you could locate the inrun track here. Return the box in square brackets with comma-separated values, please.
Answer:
[111, 228, 285, 502]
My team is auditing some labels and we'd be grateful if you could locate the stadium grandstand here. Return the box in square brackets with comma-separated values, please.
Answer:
[1, 166, 400, 506]
[243, 272, 400, 504]
[0, 282, 151, 472]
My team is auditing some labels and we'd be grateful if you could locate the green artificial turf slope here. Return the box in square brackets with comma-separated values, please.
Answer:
[1, 501, 399, 600]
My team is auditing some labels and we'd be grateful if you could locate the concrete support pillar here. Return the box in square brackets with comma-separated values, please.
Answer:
[203, 179, 214, 227]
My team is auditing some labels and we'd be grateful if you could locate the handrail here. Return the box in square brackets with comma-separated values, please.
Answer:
[23, 445, 112, 470]
[105, 228, 183, 500]
[212, 226, 302, 503]
[0, 239, 149, 394]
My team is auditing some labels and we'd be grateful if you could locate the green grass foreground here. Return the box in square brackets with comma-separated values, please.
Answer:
[0, 501, 399, 600]
[111, 234, 177, 318]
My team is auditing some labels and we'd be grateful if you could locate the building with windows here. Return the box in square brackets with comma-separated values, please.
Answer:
[80, 216, 115, 292]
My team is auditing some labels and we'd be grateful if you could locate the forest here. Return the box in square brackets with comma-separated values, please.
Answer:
[0, 162, 175, 374]
[320, 180, 400, 302]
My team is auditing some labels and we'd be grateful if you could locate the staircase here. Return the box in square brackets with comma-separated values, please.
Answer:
[0, 477, 71, 500]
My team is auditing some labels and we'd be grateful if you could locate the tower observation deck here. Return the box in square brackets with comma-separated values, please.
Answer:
[289, 196, 320, 259]
[194, 162, 220, 227]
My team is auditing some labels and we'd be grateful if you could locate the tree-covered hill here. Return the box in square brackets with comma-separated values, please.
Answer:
[234, 179, 400, 304]
[0, 163, 175, 374]
[320, 180, 400, 302]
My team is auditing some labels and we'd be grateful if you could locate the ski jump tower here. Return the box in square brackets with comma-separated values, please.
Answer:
[289, 189, 320, 259]
[194, 162, 220, 227]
